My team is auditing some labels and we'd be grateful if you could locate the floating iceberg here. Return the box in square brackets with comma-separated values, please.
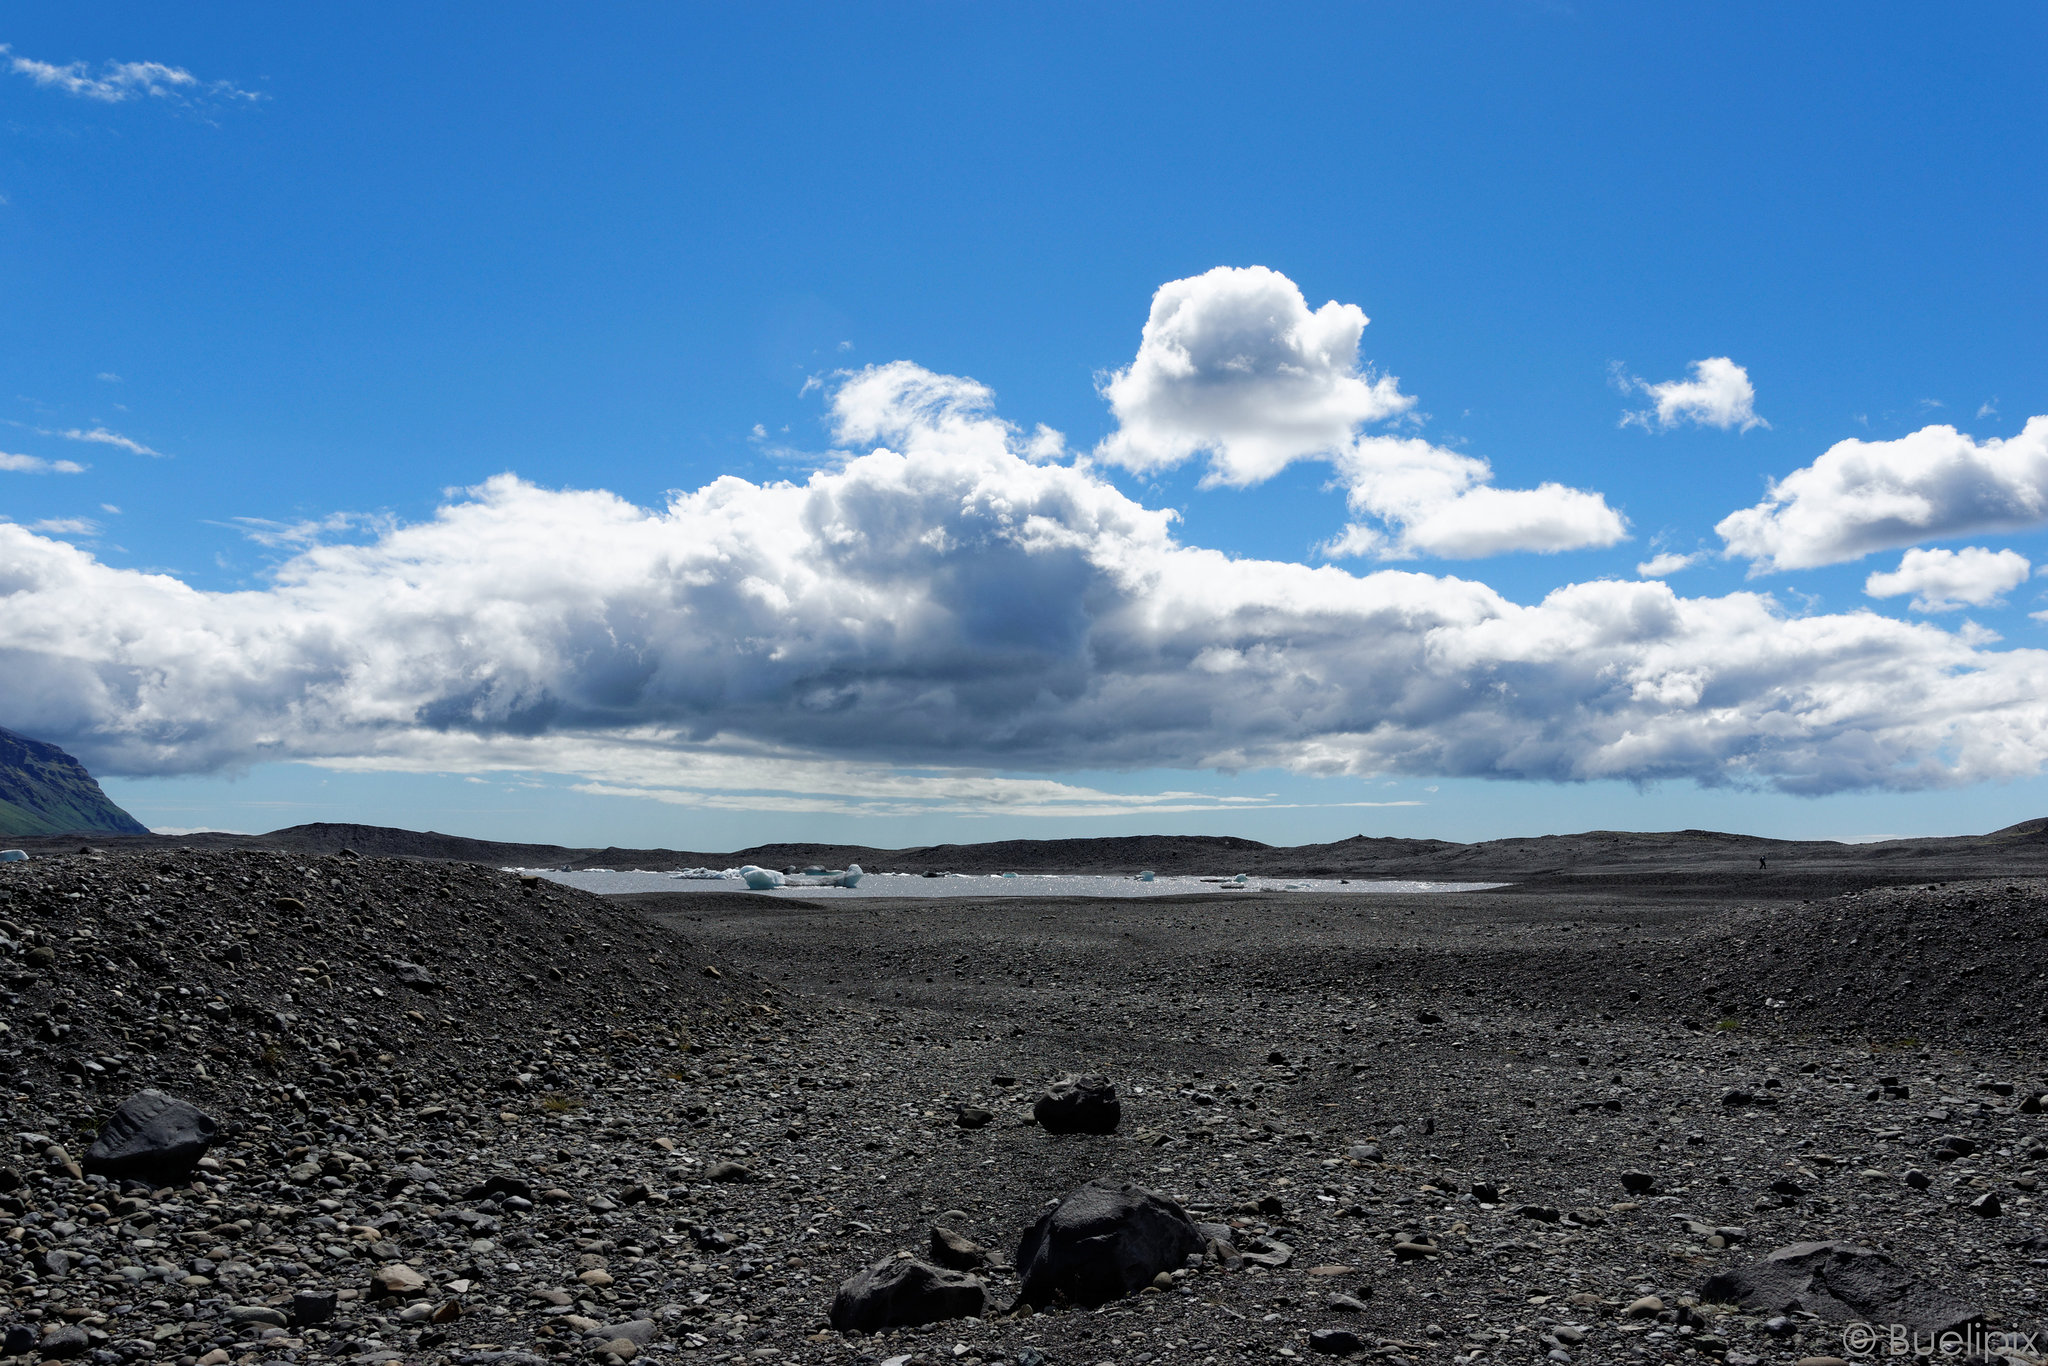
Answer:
[667, 867, 735, 881]
[1137, 869, 1155, 882]
[0, 850, 25, 863]
[740, 863, 863, 890]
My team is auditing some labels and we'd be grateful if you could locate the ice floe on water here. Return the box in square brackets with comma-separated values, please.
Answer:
[508, 867, 1506, 898]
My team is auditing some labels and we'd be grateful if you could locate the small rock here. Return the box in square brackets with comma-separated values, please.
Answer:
[1470, 1181, 1501, 1203]
[81, 1089, 220, 1182]
[1327, 1291, 1372, 1312]
[1968, 1192, 2002, 1218]
[291, 1288, 338, 1326]
[706, 1160, 756, 1183]
[371, 1262, 429, 1298]
[1620, 1170, 1657, 1194]
[1624, 1295, 1665, 1318]
[1904, 1169, 1932, 1190]
[1015, 1178, 1204, 1306]
[39, 1323, 91, 1359]
[222, 1305, 288, 1327]
[929, 1225, 988, 1270]
[1033, 1074, 1122, 1134]
[954, 1106, 994, 1129]
[829, 1257, 986, 1332]
[589, 1320, 659, 1345]
[578, 1268, 615, 1287]
[1309, 1327, 1369, 1355]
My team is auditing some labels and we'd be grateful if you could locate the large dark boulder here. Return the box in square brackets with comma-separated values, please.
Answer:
[1699, 1240, 1980, 1335]
[828, 1256, 985, 1332]
[82, 1090, 220, 1183]
[1015, 1179, 1204, 1308]
[1033, 1074, 1121, 1134]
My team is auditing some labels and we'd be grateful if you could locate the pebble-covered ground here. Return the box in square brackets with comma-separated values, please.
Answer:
[2, 849, 2045, 1366]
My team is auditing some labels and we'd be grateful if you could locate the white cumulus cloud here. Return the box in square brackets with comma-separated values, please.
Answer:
[1618, 356, 1767, 432]
[1864, 547, 2031, 613]
[2, 362, 2047, 803]
[1718, 416, 2048, 571]
[1097, 266, 1624, 559]
[0, 452, 85, 475]
[1324, 436, 1627, 560]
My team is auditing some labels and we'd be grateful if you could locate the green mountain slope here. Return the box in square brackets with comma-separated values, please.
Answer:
[0, 727, 149, 837]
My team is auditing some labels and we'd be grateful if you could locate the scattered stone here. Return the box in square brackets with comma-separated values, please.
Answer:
[1620, 1169, 1657, 1193]
[706, 1160, 757, 1182]
[1033, 1074, 1122, 1134]
[955, 1105, 995, 1129]
[1624, 1295, 1664, 1318]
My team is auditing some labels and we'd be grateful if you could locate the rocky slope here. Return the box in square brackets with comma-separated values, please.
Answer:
[0, 729, 148, 839]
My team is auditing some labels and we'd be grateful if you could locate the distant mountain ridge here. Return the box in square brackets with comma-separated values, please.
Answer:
[15, 815, 2048, 899]
[0, 727, 150, 838]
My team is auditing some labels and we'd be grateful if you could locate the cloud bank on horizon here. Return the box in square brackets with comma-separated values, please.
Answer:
[5, 266, 2048, 811]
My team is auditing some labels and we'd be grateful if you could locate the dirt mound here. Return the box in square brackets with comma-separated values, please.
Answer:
[1735, 876, 2048, 1037]
[0, 848, 758, 1128]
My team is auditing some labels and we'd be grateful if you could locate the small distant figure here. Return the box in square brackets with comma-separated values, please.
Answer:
[1758, 856, 1767, 870]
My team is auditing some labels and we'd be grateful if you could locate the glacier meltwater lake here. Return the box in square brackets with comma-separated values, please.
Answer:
[518, 869, 1508, 898]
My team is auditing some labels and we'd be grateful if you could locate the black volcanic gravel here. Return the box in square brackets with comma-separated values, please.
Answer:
[1, 847, 2046, 1366]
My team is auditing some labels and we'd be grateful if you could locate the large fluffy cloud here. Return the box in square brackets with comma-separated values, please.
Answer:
[1864, 546, 2031, 613]
[5, 362, 2048, 800]
[1096, 265, 1413, 484]
[1095, 266, 1626, 559]
[1718, 416, 2048, 571]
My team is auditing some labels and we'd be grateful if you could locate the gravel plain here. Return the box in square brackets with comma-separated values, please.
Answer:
[1, 830, 2045, 1366]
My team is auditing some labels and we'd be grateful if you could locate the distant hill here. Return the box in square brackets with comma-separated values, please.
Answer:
[0, 727, 149, 838]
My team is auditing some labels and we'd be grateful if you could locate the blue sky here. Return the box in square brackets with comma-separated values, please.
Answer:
[3, 4, 2047, 849]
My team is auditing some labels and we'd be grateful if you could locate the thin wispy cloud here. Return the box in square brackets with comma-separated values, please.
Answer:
[1, 43, 259, 106]
[52, 426, 164, 457]
[22, 517, 98, 536]
[0, 451, 85, 474]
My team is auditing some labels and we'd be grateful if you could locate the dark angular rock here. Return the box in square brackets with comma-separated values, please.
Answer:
[588, 1319, 658, 1345]
[0, 1324, 32, 1356]
[1014, 1179, 1204, 1308]
[388, 959, 440, 992]
[954, 1106, 994, 1129]
[292, 1288, 339, 1326]
[81, 1089, 220, 1182]
[1309, 1327, 1369, 1355]
[1033, 1074, 1121, 1134]
[1621, 1170, 1657, 1193]
[828, 1256, 985, 1332]
[1698, 1240, 1981, 1335]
